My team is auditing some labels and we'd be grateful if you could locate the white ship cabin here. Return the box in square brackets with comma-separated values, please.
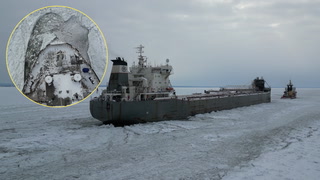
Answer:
[105, 45, 175, 102]
[127, 45, 174, 101]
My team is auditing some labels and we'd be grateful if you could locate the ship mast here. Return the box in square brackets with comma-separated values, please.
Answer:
[136, 44, 146, 67]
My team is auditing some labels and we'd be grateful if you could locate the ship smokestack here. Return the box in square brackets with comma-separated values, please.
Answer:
[107, 57, 129, 92]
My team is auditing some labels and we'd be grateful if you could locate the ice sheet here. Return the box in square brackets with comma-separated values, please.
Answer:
[0, 87, 319, 179]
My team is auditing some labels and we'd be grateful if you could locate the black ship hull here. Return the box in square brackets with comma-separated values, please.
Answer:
[90, 91, 271, 125]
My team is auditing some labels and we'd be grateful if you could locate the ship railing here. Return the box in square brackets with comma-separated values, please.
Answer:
[219, 88, 254, 92]
[185, 94, 230, 100]
[150, 90, 270, 101]
[139, 92, 171, 101]
[153, 96, 176, 100]
[205, 88, 257, 94]
[180, 90, 268, 101]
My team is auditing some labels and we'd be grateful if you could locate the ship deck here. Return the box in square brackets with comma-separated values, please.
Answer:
[154, 91, 269, 101]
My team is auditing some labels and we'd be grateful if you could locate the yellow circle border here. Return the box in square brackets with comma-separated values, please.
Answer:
[6, 5, 109, 108]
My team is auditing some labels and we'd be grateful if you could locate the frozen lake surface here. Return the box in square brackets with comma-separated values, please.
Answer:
[0, 87, 319, 179]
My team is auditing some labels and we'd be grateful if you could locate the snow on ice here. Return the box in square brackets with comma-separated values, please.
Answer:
[0, 87, 319, 179]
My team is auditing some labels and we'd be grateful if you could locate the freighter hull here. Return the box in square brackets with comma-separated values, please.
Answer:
[90, 46, 271, 125]
[90, 92, 271, 125]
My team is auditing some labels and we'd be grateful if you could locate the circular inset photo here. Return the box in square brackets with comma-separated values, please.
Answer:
[6, 6, 108, 107]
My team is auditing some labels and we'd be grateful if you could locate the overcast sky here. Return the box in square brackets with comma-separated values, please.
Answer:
[1, 0, 320, 87]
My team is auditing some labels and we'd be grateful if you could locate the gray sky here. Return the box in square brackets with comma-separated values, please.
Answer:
[1, 0, 320, 87]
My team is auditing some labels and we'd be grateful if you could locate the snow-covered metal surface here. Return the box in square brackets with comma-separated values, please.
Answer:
[6, 6, 107, 106]
[0, 87, 319, 179]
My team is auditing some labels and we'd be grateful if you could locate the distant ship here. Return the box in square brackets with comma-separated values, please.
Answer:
[281, 80, 297, 99]
[90, 45, 271, 125]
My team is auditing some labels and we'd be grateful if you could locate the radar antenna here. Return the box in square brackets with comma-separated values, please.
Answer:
[136, 44, 144, 56]
[135, 44, 146, 67]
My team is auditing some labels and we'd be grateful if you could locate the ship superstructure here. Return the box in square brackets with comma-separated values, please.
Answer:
[90, 45, 271, 125]
[105, 45, 174, 102]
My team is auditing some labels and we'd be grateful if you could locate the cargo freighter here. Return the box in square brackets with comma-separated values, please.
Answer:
[90, 45, 271, 125]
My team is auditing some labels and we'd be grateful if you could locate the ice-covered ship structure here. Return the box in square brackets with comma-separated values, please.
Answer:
[23, 41, 99, 106]
[281, 80, 297, 99]
[90, 45, 271, 125]
[22, 13, 100, 106]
